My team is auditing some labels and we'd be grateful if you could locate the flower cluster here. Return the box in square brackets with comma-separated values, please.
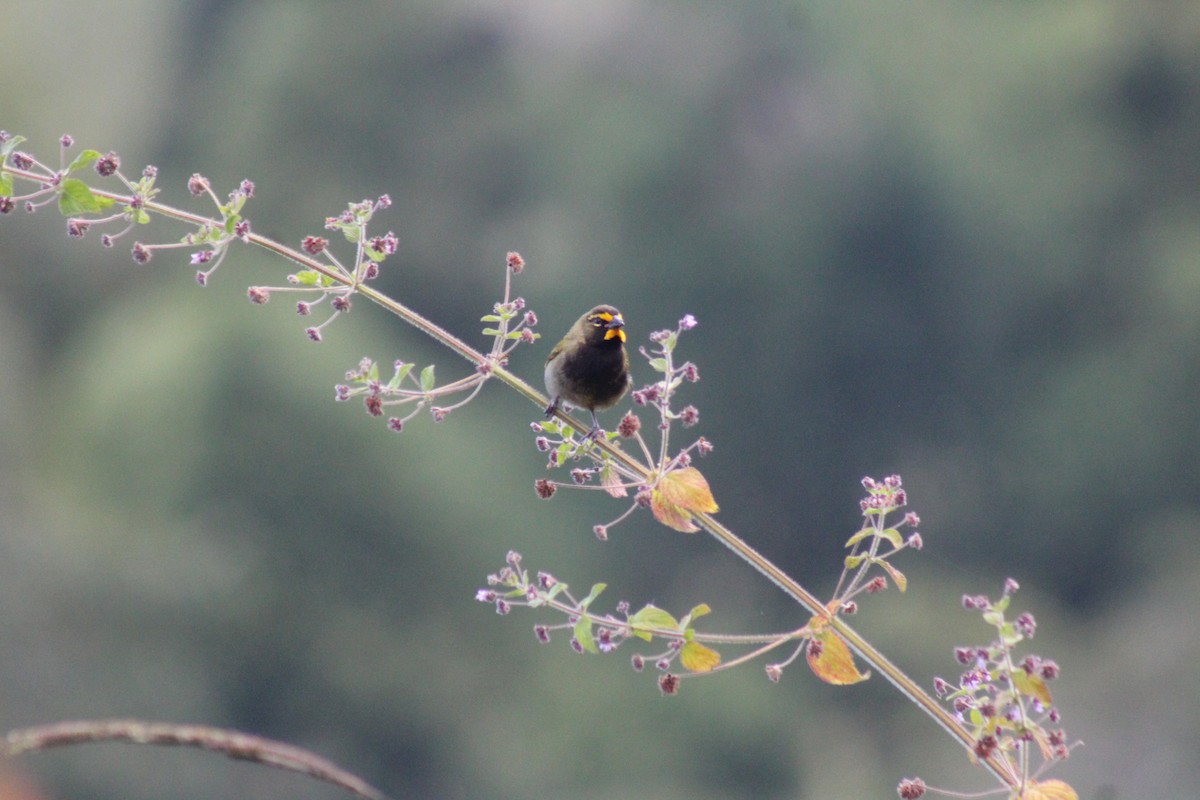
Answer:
[476, 551, 722, 694]
[933, 581, 1073, 778]
[0, 133, 161, 252]
[334, 252, 539, 431]
[829, 475, 924, 604]
[245, 195, 397, 341]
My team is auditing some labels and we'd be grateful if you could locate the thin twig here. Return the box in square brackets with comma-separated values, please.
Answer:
[4, 719, 389, 800]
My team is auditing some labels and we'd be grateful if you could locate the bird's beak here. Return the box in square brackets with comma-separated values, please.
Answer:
[603, 313, 626, 342]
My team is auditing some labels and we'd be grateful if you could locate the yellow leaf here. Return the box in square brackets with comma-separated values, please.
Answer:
[650, 467, 719, 533]
[1012, 669, 1053, 706]
[878, 559, 907, 592]
[680, 640, 721, 673]
[1017, 779, 1078, 800]
[806, 628, 870, 685]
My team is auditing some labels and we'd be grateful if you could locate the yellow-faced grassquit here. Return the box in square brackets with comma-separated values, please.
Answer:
[544, 305, 632, 438]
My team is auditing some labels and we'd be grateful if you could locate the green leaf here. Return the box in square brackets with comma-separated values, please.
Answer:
[226, 193, 247, 215]
[480, 314, 502, 322]
[1, 134, 27, 157]
[877, 527, 904, 548]
[58, 178, 113, 215]
[293, 269, 323, 286]
[367, 361, 380, 382]
[134, 208, 151, 225]
[573, 617, 598, 654]
[0, 173, 12, 196]
[389, 362, 414, 388]
[66, 149, 101, 173]
[419, 364, 435, 392]
[844, 527, 874, 548]
[579, 582, 606, 609]
[647, 357, 669, 373]
[481, 327, 501, 336]
[628, 604, 679, 641]
[844, 554, 866, 569]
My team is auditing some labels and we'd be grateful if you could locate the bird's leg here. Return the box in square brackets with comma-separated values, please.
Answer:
[544, 397, 560, 418]
[585, 409, 604, 440]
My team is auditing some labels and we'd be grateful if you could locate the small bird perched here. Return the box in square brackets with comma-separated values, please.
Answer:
[544, 305, 632, 439]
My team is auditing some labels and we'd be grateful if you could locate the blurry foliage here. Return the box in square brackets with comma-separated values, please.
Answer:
[2, 1, 1199, 798]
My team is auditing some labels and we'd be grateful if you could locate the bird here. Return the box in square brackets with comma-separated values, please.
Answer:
[544, 305, 632, 439]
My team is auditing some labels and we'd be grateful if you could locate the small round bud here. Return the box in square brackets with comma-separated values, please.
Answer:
[506, 251, 525, 273]
[187, 173, 210, 196]
[302, 235, 329, 255]
[95, 152, 120, 177]
[897, 777, 926, 799]
[617, 412, 640, 438]
[534, 478, 556, 499]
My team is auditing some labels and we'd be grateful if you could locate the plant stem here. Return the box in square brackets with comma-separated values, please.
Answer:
[3, 164, 1019, 789]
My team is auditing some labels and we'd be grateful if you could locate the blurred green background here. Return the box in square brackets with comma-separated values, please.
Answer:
[2, 2, 1198, 798]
